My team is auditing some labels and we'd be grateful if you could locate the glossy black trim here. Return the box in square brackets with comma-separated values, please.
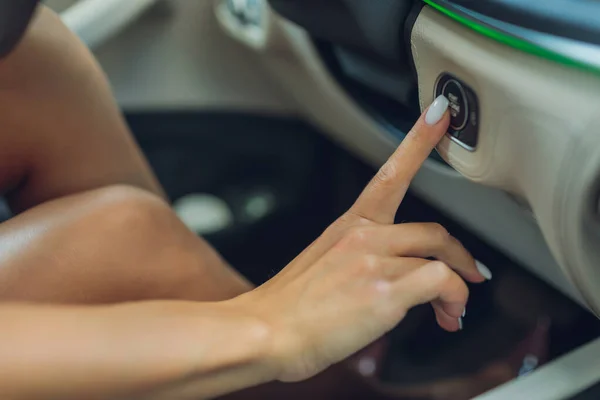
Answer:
[426, 0, 600, 74]
[438, 0, 600, 46]
[0, 0, 39, 58]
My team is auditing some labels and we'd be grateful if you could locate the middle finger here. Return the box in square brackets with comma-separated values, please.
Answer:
[353, 223, 488, 283]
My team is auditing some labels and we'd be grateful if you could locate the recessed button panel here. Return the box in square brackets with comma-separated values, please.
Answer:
[442, 79, 468, 131]
[435, 73, 480, 150]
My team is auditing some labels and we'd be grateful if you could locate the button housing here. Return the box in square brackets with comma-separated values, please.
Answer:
[434, 73, 480, 150]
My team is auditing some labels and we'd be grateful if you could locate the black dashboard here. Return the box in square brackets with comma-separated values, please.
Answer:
[270, 0, 600, 44]
[268, 0, 600, 155]
[268, 0, 414, 65]
[268, 0, 426, 158]
[0, 0, 39, 58]
[437, 0, 600, 45]
[269, 0, 600, 73]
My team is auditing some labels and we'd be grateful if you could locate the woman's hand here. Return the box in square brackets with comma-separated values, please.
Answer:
[233, 95, 491, 383]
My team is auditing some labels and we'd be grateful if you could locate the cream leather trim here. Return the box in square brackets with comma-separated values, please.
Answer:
[58, 0, 158, 49]
[412, 7, 600, 312]
[92, 0, 295, 113]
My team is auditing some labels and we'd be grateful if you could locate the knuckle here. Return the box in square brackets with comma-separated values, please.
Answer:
[373, 161, 398, 188]
[428, 261, 454, 284]
[428, 223, 450, 243]
[427, 262, 469, 302]
[334, 213, 354, 227]
[321, 221, 344, 242]
[359, 254, 379, 273]
[342, 226, 369, 248]
[342, 212, 375, 228]
[325, 213, 373, 242]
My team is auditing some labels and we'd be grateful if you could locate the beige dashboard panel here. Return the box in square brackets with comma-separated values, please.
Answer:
[412, 7, 600, 313]
[87, 0, 295, 113]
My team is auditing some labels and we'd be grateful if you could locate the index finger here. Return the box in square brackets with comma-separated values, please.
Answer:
[350, 95, 450, 224]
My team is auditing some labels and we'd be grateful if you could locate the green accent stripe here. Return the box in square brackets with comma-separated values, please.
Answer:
[422, 0, 600, 75]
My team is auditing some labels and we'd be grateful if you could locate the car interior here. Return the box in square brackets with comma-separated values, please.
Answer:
[37, 0, 600, 399]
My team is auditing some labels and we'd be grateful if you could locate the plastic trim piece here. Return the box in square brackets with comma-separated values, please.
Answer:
[422, 0, 600, 76]
[427, 0, 600, 46]
[476, 337, 600, 400]
[0, 0, 39, 58]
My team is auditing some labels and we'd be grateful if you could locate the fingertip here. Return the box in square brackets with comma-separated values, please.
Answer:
[425, 95, 450, 126]
[432, 302, 464, 332]
[476, 260, 493, 281]
[465, 268, 487, 284]
[445, 236, 489, 284]
[434, 307, 462, 332]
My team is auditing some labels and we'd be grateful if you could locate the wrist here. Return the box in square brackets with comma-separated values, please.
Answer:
[227, 292, 310, 383]
[218, 296, 283, 383]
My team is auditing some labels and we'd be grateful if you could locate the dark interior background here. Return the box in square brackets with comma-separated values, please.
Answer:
[130, 111, 600, 391]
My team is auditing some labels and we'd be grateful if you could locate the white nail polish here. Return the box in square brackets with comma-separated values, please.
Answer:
[458, 317, 463, 330]
[425, 95, 450, 125]
[476, 260, 493, 280]
[462, 308, 466, 318]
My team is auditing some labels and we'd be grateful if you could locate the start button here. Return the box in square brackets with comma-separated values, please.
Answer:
[442, 79, 468, 131]
[434, 73, 480, 150]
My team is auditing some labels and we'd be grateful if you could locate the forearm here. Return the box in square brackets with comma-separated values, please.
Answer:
[0, 301, 275, 400]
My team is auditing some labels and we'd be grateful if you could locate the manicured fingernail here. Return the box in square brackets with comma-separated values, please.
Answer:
[462, 308, 466, 318]
[425, 95, 449, 125]
[476, 260, 493, 280]
[458, 317, 463, 330]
